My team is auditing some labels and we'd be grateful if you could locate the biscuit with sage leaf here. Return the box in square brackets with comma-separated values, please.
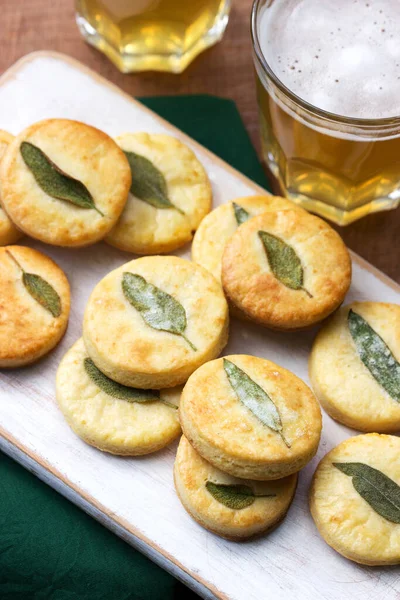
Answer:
[57, 338, 181, 455]
[0, 119, 131, 247]
[83, 256, 229, 389]
[310, 433, 400, 565]
[174, 435, 297, 539]
[179, 355, 322, 480]
[0, 245, 70, 367]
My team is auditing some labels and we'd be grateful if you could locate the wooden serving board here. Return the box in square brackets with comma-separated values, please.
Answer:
[0, 52, 399, 600]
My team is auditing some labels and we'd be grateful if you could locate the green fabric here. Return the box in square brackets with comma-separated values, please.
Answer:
[0, 94, 268, 600]
[0, 453, 185, 600]
[141, 95, 270, 190]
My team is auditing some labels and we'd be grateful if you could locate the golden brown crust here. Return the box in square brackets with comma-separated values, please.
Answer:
[309, 302, 400, 433]
[0, 245, 70, 367]
[309, 434, 400, 565]
[83, 256, 229, 389]
[56, 338, 181, 455]
[0, 208, 22, 246]
[0, 129, 14, 162]
[179, 355, 322, 480]
[106, 133, 212, 255]
[221, 210, 351, 330]
[174, 435, 297, 540]
[0, 130, 23, 246]
[192, 195, 304, 283]
[0, 119, 131, 247]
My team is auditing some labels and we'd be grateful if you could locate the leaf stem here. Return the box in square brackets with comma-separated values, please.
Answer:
[174, 205, 185, 216]
[302, 287, 313, 298]
[181, 334, 198, 352]
[6, 250, 25, 273]
[279, 431, 291, 448]
[94, 206, 105, 217]
[160, 399, 178, 410]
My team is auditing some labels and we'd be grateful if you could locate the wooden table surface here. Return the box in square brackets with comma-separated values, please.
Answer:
[1, 0, 398, 281]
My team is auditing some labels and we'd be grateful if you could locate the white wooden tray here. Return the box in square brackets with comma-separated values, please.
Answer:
[0, 52, 399, 600]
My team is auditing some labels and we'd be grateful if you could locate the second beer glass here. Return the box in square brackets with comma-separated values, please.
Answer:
[77, 0, 231, 73]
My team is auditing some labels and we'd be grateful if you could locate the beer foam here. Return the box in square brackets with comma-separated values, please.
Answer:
[259, 0, 400, 119]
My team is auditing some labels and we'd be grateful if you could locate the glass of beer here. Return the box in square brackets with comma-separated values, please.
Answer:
[251, 0, 400, 225]
[76, 0, 231, 73]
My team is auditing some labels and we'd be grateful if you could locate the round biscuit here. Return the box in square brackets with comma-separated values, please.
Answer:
[309, 433, 400, 565]
[0, 119, 131, 247]
[0, 245, 70, 367]
[0, 130, 22, 246]
[309, 302, 400, 433]
[83, 256, 229, 389]
[221, 210, 351, 330]
[106, 133, 211, 254]
[179, 355, 322, 480]
[57, 338, 181, 455]
[174, 435, 297, 540]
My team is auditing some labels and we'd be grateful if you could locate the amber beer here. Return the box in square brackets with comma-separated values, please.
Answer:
[252, 0, 400, 225]
[76, 0, 231, 73]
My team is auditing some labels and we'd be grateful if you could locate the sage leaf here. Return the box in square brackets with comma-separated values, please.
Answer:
[84, 358, 177, 408]
[124, 150, 184, 214]
[258, 230, 312, 297]
[122, 272, 197, 352]
[232, 202, 250, 226]
[6, 250, 61, 317]
[223, 359, 290, 447]
[348, 309, 400, 403]
[20, 142, 104, 216]
[23, 274, 62, 318]
[333, 462, 400, 524]
[206, 481, 275, 510]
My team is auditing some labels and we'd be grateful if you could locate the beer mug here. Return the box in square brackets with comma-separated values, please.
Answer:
[251, 0, 400, 225]
[76, 0, 231, 73]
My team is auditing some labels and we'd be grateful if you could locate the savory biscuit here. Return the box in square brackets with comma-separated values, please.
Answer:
[179, 355, 322, 480]
[0, 119, 131, 247]
[57, 338, 181, 455]
[309, 302, 400, 433]
[192, 195, 302, 283]
[106, 133, 211, 254]
[222, 210, 351, 330]
[0, 130, 22, 246]
[83, 256, 229, 389]
[0, 130, 14, 156]
[0, 245, 70, 367]
[310, 433, 400, 565]
[174, 435, 298, 540]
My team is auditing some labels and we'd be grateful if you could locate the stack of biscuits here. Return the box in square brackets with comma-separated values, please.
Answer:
[176, 354, 322, 539]
[1, 117, 399, 563]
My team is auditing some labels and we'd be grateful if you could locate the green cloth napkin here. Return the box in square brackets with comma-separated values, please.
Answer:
[0, 95, 270, 600]
[141, 95, 270, 189]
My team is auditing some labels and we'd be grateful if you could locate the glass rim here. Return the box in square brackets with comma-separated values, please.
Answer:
[250, 0, 400, 129]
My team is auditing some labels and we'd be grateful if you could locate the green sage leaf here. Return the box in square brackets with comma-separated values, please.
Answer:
[333, 462, 400, 524]
[20, 142, 104, 216]
[206, 481, 275, 510]
[122, 272, 197, 352]
[23, 273, 61, 318]
[223, 359, 290, 447]
[348, 309, 400, 402]
[83, 358, 177, 408]
[232, 202, 250, 226]
[124, 150, 184, 214]
[7, 250, 61, 317]
[258, 230, 312, 297]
